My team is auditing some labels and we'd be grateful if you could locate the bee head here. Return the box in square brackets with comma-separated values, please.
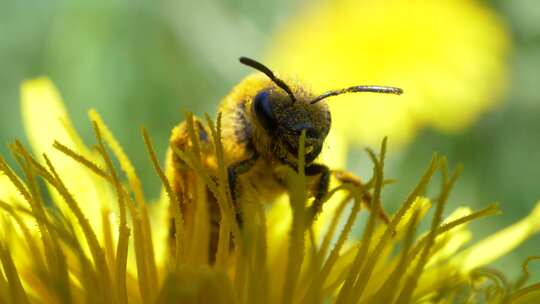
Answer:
[240, 57, 403, 164]
[251, 87, 330, 163]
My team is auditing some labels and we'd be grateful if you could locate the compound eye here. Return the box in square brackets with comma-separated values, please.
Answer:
[253, 90, 277, 132]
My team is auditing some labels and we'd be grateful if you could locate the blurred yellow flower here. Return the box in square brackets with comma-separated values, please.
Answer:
[0, 78, 539, 303]
[267, 0, 509, 147]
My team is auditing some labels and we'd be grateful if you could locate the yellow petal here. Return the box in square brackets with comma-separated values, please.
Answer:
[0, 175, 25, 205]
[453, 201, 540, 273]
[20, 77, 113, 237]
[0, 175, 35, 238]
[265, 195, 292, 302]
[21, 78, 72, 158]
[426, 207, 475, 267]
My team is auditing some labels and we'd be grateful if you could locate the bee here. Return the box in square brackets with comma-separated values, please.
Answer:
[166, 57, 402, 261]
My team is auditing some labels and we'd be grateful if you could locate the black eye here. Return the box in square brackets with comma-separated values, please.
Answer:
[253, 90, 277, 132]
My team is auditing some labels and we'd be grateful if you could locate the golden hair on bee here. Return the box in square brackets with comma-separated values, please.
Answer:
[166, 56, 403, 263]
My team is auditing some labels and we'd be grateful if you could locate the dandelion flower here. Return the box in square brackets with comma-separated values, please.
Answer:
[0, 78, 538, 304]
[267, 0, 510, 148]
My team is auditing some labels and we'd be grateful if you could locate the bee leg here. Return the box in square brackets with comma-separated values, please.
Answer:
[305, 163, 331, 221]
[227, 153, 259, 226]
[332, 170, 392, 226]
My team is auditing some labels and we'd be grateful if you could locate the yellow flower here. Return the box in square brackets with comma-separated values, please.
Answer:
[20, 78, 113, 240]
[267, 0, 509, 148]
[0, 78, 538, 303]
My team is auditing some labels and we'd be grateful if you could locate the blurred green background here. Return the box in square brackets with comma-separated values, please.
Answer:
[1, 0, 539, 280]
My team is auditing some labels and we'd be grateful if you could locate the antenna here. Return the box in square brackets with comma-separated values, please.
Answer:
[310, 85, 403, 104]
[239, 57, 297, 103]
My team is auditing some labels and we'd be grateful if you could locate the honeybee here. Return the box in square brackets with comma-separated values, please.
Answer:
[166, 57, 402, 261]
